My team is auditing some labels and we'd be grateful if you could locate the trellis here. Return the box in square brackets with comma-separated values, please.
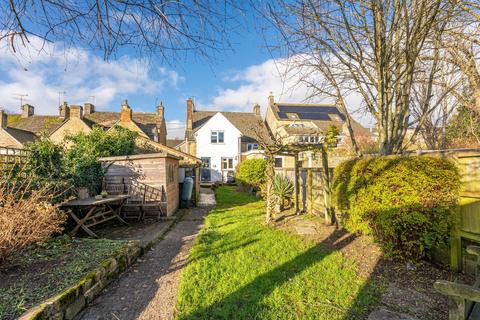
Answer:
[0, 147, 29, 175]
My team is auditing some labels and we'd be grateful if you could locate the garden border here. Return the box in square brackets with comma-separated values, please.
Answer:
[18, 217, 179, 320]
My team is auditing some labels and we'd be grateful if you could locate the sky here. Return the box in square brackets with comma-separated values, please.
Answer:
[0, 9, 373, 139]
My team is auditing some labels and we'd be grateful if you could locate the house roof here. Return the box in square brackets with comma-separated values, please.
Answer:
[85, 112, 158, 140]
[166, 139, 183, 148]
[8, 115, 65, 136]
[4, 127, 38, 144]
[7, 111, 160, 142]
[271, 103, 371, 138]
[192, 111, 269, 142]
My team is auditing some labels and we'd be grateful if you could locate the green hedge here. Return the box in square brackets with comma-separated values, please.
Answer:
[332, 156, 460, 260]
[236, 158, 267, 188]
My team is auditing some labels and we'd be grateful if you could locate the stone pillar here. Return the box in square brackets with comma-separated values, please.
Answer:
[0, 109, 8, 129]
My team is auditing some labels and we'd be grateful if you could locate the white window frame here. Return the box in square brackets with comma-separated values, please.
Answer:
[222, 157, 234, 170]
[247, 143, 259, 151]
[211, 130, 224, 144]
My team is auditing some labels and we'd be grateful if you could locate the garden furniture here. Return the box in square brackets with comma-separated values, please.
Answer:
[62, 194, 130, 238]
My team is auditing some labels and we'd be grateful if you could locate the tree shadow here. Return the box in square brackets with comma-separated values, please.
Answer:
[178, 228, 358, 319]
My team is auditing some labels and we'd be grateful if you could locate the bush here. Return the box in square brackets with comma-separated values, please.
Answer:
[64, 126, 137, 194]
[236, 158, 267, 188]
[332, 156, 460, 260]
[274, 173, 294, 210]
[0, 172, 67, 264]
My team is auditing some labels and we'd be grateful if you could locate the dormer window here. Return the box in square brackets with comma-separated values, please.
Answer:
[211, 131, 224, 144]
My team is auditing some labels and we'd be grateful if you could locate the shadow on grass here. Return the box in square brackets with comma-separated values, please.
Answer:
[178, 228, 359, 319]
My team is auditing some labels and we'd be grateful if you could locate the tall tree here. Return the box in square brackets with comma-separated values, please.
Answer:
[1, 0, 241, 60]
[267, 0, 451, 155]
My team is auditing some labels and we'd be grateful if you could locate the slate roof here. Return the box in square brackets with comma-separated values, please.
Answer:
[192, 111, 269, 142]
[272, 103, 371, 138]
[4, 127, 38, 144]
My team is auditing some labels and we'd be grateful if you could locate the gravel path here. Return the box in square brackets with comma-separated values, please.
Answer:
[76, 189, 214, 320]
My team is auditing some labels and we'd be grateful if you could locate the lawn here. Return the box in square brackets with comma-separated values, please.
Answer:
[176, 186, 380, 319]
[0, 236, 128, 319]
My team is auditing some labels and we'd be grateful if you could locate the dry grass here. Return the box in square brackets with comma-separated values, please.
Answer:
[0, 171, 67, 264]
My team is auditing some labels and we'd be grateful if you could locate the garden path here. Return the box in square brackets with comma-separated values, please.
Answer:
[76, 188, 215, 320]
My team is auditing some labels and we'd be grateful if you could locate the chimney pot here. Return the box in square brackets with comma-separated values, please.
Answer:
[268, 92, 274, 108]
[21, 104, 34, 118]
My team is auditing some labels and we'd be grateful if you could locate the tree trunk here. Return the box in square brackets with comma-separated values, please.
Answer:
[265, 154, 276, 224]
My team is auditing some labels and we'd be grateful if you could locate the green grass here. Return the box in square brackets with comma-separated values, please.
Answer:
[0, 236, 127, 319]
[176, 187, 381, 320]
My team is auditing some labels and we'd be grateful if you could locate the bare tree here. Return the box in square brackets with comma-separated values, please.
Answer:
[266, 0, 455, 155]
[1, 0, 242, 60]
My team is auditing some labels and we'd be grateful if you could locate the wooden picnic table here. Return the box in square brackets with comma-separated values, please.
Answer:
[62, 194, 130, 238]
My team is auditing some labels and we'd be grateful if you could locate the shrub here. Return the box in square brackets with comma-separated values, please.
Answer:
[236, 158, 267, 188]
[332, 156, 460, 260]
[64, 126, 137, 194]
[0, 172, 67, 264]
[274, 173, 294, 210]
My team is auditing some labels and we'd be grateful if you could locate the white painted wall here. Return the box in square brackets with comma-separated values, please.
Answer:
[194, 112, 241, 182]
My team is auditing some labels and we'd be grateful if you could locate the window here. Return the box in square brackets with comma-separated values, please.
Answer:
[247, 143, 259, 151]
[222, 157, 234, 170]
[201, 157, 211, 168]
[211, 131, 224, 144]
[274, 157, 283, 168]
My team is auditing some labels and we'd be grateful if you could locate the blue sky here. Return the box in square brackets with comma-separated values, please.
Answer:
[0, 10, 372, 138]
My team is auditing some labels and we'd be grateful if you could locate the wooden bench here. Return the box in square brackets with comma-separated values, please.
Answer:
[435, 245, 480, 320]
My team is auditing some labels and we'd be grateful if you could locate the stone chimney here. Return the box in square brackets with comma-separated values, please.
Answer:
[21, 104, 34, 118]
[84, 103, 95, 115]
[185, 98, 194, 140]
[69, 105, 83, 119]
[59, 102, 70, 119]
[268, 92, 274, 108]
[120, 100, 132, 122]
[0, 109, 8, 129]
[156, 102, 167, 145]
[253, 104, 261, 116]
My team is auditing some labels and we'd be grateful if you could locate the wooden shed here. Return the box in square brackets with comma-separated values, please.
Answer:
[99, 152, 180, 216]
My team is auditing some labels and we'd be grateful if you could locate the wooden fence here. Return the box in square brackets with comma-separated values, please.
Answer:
[0, 147, 29, 174]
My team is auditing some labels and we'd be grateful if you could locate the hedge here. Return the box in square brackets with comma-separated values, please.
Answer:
[236, 158, 267, 188]
[332, 156, 460, 260]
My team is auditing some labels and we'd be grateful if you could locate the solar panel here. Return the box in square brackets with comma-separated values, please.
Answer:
[278, 105, 340, 114]
[296, 112, 331, 120]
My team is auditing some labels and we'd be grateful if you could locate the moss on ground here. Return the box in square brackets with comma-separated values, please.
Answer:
[0, 237, 127, 319]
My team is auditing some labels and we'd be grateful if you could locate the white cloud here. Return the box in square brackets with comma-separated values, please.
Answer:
[167, 119, 185, 139]
[198, 58, 374, 127]
[0, 37, 180, 115]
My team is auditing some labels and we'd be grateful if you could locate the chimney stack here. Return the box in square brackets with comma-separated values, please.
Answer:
[120, 100, 132, 122]
[268, 92, 274, 108]
[69, 105, 83, 119]
[59, 102, 70, 119]
[253, 104, 261, 116]
[84, 103, 95, 115]
[0, 109, 8, 129]
[185, 98, 194, 139]
[156, 102, 167, 145]
[21, 104, 34, 118]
